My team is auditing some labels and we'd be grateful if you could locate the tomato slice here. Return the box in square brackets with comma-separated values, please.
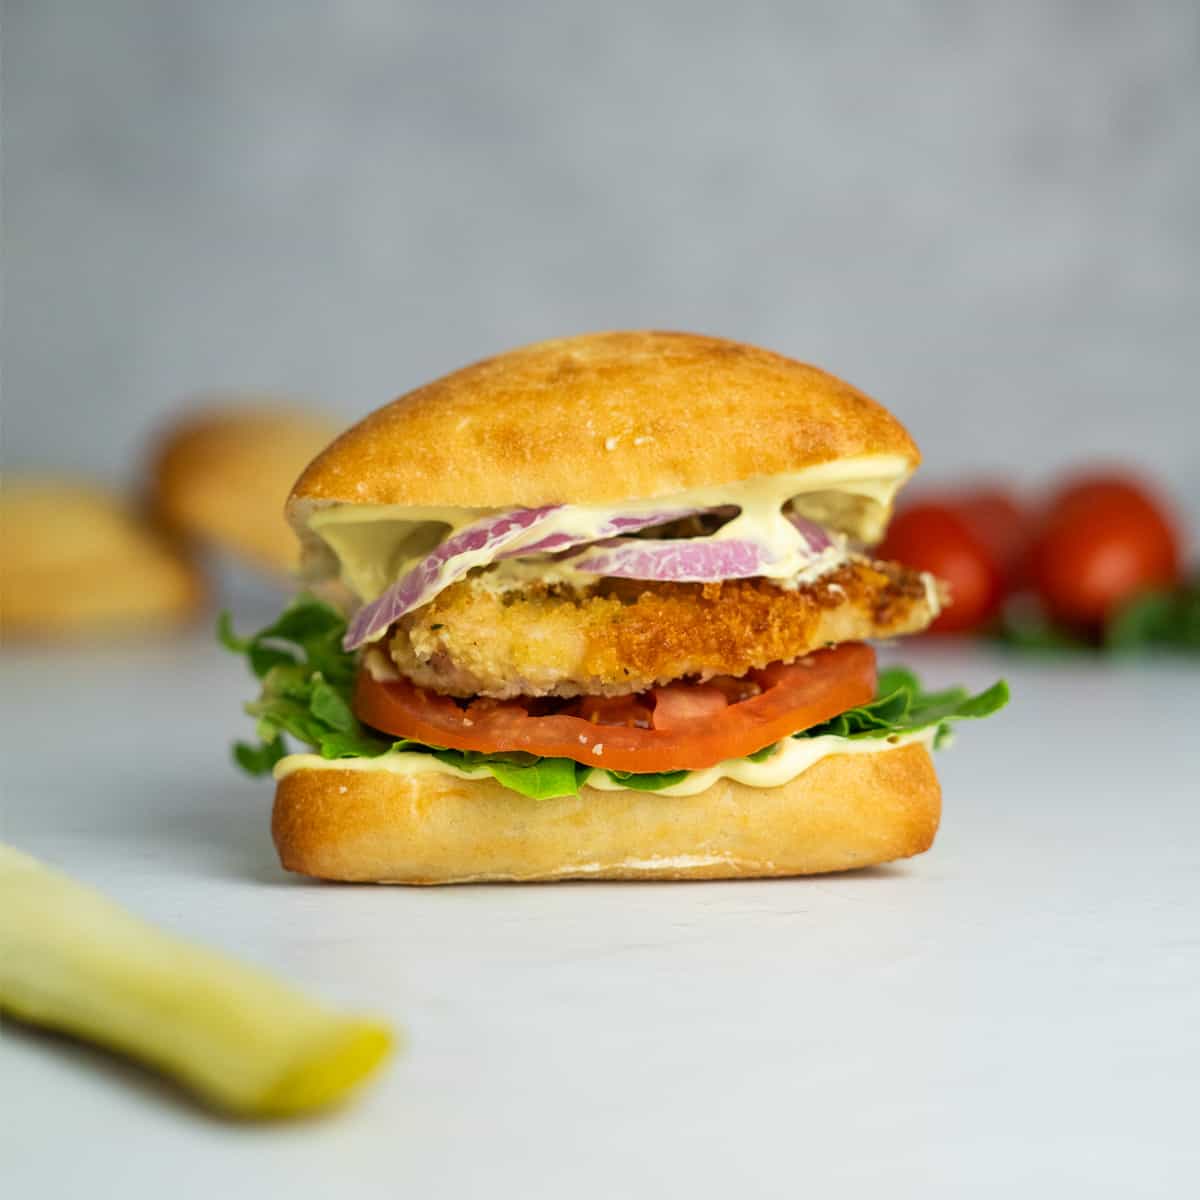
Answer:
[575, 693, 654, 729]
[354, 643, 877, 773]
[649, 684, 730, 732]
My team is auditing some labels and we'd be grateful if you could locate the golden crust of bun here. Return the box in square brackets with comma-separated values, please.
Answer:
[151, 404, 337, 574]
[1, 478, 204, 639]
[272, 742, 940, 884]
[288, 331, 919, 513]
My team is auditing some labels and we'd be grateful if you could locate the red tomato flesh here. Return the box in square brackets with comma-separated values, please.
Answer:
[354, 643, 877, 773]
[575, 693, 654, 729]
[649, 684, 730, 732]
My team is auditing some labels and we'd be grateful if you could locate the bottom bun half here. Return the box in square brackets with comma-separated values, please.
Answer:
[271, 743, 941, 885]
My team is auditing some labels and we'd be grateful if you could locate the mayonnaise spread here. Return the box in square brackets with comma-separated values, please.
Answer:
[305, 454, 912, 602]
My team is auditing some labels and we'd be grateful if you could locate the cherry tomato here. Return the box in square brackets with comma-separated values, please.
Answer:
[953, 489, 1033, 588]
[877, 502, 1004, 633]
[1046, 473, 1179, 529]
[1031, 472, 1182, 629]
[354, 642, 877, 772]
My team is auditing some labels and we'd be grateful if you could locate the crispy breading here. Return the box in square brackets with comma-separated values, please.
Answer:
[387, 557, 942, 698]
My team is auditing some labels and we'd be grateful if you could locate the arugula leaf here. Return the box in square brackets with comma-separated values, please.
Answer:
[318, 731, 399, 760]
[745, 743, 781, 763]
[223, 599, 589, 798]
[603, 769, 691, 792]
[800, 668, 1009, 744]
[216, 610, 251, 655]
[222, 596, 1009, 797]
[309, 677, 358, 732]
[221, 597, 391, 777]
[486, 758, 592, 800]
[233, 737, 286, 776]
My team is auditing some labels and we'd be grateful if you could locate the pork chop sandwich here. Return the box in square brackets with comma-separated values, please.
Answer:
[223, 331, 1007, 884]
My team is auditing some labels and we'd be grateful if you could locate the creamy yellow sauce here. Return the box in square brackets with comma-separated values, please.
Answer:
[272, 726, 934, 797]
[307, 454, 912, 603]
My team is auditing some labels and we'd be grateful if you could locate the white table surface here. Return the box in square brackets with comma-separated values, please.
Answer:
[3, 604, 1198, 1198]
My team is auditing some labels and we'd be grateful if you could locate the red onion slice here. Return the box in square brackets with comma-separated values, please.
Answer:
[497, 507, 701, 558]
[573, 538, 778, 581]
[344, 505, 561, 649]
[575, 516, 837, 582]
[342, 501, 838, 650]
[786, 512, 835, 553]
[343, 505, 705, 649]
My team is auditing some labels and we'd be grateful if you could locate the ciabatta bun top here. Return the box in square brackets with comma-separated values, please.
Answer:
[288, 331, 919, 514]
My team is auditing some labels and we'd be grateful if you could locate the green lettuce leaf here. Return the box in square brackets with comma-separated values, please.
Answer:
[220, 598, 393, 774]
[222, 598, 589, 799]
[603, 769, 691, 792]
[222, 597, 1008, 800]
[487, 758, 592, 799]
[799, 666, 1009, 749]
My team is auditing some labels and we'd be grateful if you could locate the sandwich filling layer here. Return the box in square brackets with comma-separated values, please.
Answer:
[272, 726, 937, 796]
[224, 464, 1007, 802]
[222, 593, 1008, 801]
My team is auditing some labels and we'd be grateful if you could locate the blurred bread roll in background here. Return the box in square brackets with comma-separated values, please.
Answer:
[150, 404, 337, 575]
[1, 477, 205, 640]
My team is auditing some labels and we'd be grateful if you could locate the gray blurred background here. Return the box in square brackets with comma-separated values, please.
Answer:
[4, 0, 1199, 511]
